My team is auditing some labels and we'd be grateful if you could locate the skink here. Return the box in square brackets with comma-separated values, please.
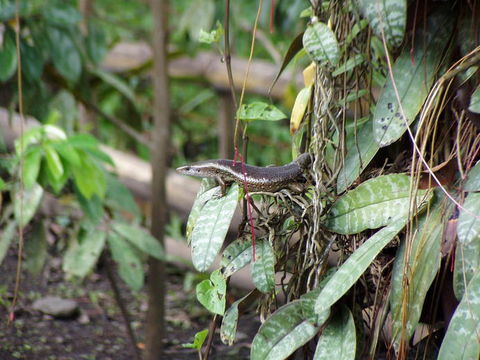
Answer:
[176, 153, 311, 193]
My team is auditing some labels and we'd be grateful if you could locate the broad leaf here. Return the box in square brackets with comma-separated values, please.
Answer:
[43, 2, 82, 26]
[186, 179, 219, 243]
[21, 40, 44, 80]
[464, 161, 480, 192]
[13, 183, 44, 227]
[191, 184, 239, 272]
[390, 196, 450, 349]
[303, 21, 340, 67]
[108, 231, 144, 291]
[354, 0, 406, 48]
[22, 147, 42, 189]
[178, 0, 214, 41]
[327, 174, 431, 235]
[437, 270, 480, 360]
[196, 269, 226, 315]
[63, 226, 107, 279]
[315, 218, 406, 315]
[47, 26, 82, 83]
[237, 102, 287, 122]
[453, 192, 480, 299]
[314, 305, 356, 360]
[251, 239, 276, 293]
[182, 329, 209, 350]
[372, 10, 453, 146]
[112, 222, 163, 260]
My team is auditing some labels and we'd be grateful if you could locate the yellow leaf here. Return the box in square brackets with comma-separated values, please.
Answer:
[303, 62, 316, 87]
[290, 85, 312, 135]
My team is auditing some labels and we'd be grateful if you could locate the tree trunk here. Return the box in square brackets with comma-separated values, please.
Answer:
[146, 0, 169, 358]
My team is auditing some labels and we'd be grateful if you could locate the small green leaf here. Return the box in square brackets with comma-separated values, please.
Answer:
[0, 220, 16, 266]
[464, 161, 480, 192]
[43, 144, 64, 180]
[251, 239, 276, 293]
[63, 226, 107, 279]
[191, 184, 239, 272]
[90, 68, 137, 107]
[0, 177, 5, 191]
[104, 173, 140, 218]
[72, 152, 106, 199]
[0, 30, 18, 82]
[453, 192, 480, 299]
[437, 270, 480, 360]
[76, 191, 104, 223]
[22, 146, 43, 189]
[196, 269, 226, 315]
[354, 0, 406, 48]
[332, 54, 365, 77]
[198, 21, 223, 44]
[303, 21, 340, 67]
[327, 174, 431, 234]
[314, 305, 356, 360]
[315, 218, 406, 315]
[182, 329, 209, 350]
[108, 231, 144, 291]
[221, 292, 253, 345]
[237, 102, 287, 122]
[13, 183, 44, 227]
[112, 222, 163, 260]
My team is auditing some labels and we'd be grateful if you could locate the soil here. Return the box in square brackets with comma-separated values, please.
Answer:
[0, 247, 258, 360]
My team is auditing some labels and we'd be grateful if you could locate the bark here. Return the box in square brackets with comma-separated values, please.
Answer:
[146, 0, 169, 358]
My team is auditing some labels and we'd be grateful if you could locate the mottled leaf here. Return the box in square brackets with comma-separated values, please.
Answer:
[303, 21, 340, 67]
[437, 270, 480, 360]
[221, 236, 253, 277]
[221, 292, 252, 345]
[315, 218, 406, 315]
[373, 10, 453, 146]
[464, 161, 480, 192]
[238, 102, 287, 122]
[251, 239, 276, 293]
[196, 269, 226, 315]
[354, 0, 406, 48]
[191, 184, 239, 272]
[13, 183, 44, 227]
[453, 192, 480, 299]
[314, 305, 356, 360]
[390, 196, 450, 349]
[63, 226, 106, 279]
[108, 231, 144, 291]
[327, 174, 431, 234]
[186, 179, 218, 243]
[112, 222, 163, 260]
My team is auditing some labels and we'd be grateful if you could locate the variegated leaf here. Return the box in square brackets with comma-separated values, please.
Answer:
[314, 305, 356, 360]
[464, 161, 480, 192]
[390, 195, 451, 349]
[186, 179, 219, 243]
[191, 184, 239, 272]
[220, 292, 253, 345]
[354, 0, 406, 48]
[252, 239, 276, 293]
[315, 218, 406, 315]
[327, 174, 431, 234]
[453, 192, 480, 299]
[373, 10, 453, 147]
[221, 236, 253, 278]
[303, 21, 340, 68]
[438, 270, 480, 360]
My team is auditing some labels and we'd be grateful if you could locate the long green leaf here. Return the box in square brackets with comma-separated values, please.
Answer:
[390, 196, 450, 349]
[186, 179, 218, 243]
[373, 10, 453, 147]
[327, 174, 431, 235]
[453, 192, 480, 299]
[112, 222, 163, 260]
[354, 0, 406, 48]
[47, 26, 82, 83]
[221, 292, 253, 345]
[13, 183, 44, 227]
[0, 30, 18, 82]
[314, 305, 356, 360]
[437, 270, 480, 360]
[221, 236, 253, 277]
[251, 239, 276, 293]
[315, 218, 406, 315]
[191, 184, 239, 272]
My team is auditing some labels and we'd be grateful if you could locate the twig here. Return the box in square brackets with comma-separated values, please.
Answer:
[103, 252, 142, 360]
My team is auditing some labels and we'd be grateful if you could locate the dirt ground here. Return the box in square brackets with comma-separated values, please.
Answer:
[0, 246, 258, 360]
